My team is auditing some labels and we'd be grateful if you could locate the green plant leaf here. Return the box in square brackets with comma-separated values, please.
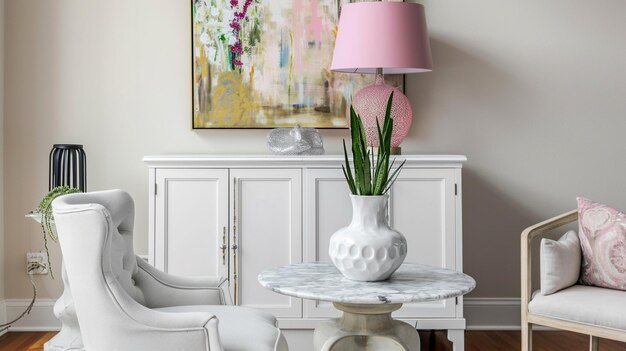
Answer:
[381, 92, 394, 155]
[370, 143, 378, 194]
[342, 139, 357, 194]
[373, 119, 385, 194]
[342, 165, 356, 195]
[362, 146, 372, 196]
[374, 157, 388, 195]
[350, 105, 372, 195]
[357, 115, 371, 194]
[36, 185, 81, 279]
[381, 157, 397, 193]
[383, 159, 407, 194]
[370, 92, 396, 195]
[349, 106, 362, 194]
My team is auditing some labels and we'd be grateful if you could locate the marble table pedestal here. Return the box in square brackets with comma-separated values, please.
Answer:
[314, 303, 419, 351]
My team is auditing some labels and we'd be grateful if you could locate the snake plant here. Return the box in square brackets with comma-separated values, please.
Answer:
[342, 91, 405, 196]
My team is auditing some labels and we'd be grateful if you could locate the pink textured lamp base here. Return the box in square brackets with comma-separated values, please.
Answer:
[350, 74, 412, 154]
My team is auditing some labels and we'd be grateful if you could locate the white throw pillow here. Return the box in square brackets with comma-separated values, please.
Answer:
[540, 230, 581, 295]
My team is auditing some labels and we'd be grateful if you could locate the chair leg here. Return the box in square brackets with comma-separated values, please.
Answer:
[590, 335, 599, 351]
[521, 322, 532, 351]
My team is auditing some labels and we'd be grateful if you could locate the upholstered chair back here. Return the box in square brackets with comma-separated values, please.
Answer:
[55, 190, 146, 304]
[52, 190, 169, 350]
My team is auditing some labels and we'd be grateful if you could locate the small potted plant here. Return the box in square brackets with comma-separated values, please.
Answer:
[329, 92, 407, 281]
[34, 186, 81, 278]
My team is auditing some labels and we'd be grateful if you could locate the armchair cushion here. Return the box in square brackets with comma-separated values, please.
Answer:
[155, 305, 286, 351]
[577, 197, 626, 290]
[540, 230, 581, 295]
[529, 284, 626, 331]
[135, 258, 228, 308]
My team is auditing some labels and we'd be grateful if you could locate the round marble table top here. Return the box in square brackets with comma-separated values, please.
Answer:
[258, 262, 476, 305]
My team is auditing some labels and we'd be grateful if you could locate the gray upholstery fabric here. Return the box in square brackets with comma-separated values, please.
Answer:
[53, 189, 288, 351]
[529, 284, 626, 330]
[135, 257, 228, 308]
[110, 220, 147, 306]
[156, 305, 286, 351]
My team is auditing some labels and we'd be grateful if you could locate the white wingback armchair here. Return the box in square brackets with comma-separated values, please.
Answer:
[52, 189, 288, 351]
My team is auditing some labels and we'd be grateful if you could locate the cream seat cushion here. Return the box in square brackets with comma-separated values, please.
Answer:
[155, 305, 283, 351]
[529, 285, 626, 331]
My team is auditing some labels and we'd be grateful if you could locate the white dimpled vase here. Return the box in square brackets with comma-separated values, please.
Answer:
[329, 194, 407, 281]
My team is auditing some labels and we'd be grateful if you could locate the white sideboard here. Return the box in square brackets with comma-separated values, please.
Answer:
[144, 155, 467, 333]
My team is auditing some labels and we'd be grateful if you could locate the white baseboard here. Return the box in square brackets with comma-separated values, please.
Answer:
[5, 299, 60, 331]
[464, 297, 521, 330]
[1, 297, 526, 332]
[0, 299, 7, 337]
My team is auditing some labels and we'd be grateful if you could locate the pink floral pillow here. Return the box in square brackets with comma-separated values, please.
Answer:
[577, 198, 626, 290]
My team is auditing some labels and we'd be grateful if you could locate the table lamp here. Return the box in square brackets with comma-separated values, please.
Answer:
[331, 1, 433, 154]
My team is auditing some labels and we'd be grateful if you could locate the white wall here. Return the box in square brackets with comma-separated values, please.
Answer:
[3, 0, 626, 308]
[415, 0, 626, 297]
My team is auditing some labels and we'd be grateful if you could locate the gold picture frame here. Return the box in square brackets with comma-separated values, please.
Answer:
[191, 0, 403, 129]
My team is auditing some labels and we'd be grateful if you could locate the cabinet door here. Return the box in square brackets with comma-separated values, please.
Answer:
[389, 168, 458, 318]
[154, 169, 229, 279]
[303, 168, 352, 318]
[231, 169, 302, 318]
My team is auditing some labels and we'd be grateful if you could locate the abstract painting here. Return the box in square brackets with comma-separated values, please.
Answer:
[192, 0, 403, 129]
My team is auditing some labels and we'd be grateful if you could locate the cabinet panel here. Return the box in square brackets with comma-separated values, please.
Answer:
[231, 169, 302, 318]
[304, 169, 353, 262]
[390, 168, 457, 318]
[303, 168, 352, 318]
[154, 169, 229, 279]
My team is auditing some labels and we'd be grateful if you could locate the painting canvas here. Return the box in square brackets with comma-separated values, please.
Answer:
[192, 0, 404, 129]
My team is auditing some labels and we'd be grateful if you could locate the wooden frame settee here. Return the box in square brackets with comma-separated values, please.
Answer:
[521, 210, 626, 351]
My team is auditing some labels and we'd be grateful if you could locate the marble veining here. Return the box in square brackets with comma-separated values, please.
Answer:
[258, 262, 476, 304]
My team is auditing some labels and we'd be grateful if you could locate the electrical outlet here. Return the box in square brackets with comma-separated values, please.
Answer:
[26, 252, 48, 275]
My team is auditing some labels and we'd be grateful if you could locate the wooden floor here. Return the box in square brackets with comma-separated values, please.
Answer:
[422, 331, 626, 351]
[1, 330, 625, 350]
[0, 332, 55, 351]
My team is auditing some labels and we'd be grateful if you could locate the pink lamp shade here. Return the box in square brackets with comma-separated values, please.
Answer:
[331, 2, 433, 153]
[331, 2, 433, 74]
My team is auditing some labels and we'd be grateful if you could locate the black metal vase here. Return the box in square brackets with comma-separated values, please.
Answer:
[49, 144, 87, 191]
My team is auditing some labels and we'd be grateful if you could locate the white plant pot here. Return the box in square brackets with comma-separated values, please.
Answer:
[329, 194, 407, 281]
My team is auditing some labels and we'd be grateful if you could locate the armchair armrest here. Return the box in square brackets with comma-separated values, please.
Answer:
[135, 257, 231, 308]
[134, 309, 224, 351]
[520, 210, 578, 313]
[137, 310, 224, 351]
[109, 277, 225, 351]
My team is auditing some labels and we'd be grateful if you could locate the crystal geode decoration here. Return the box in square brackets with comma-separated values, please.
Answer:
[267, 124, 324, 155]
